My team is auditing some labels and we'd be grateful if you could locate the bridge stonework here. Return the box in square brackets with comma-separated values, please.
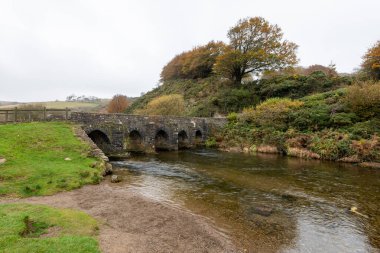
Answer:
[71, 112, 227, 154]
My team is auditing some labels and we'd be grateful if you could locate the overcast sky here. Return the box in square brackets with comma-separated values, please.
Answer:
[0, 0, 379, 102]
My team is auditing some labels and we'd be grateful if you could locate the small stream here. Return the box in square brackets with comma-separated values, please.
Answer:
[111, 149, 380, 252]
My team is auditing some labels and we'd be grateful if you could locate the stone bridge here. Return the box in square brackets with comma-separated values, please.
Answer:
[71, 112, 227, 154]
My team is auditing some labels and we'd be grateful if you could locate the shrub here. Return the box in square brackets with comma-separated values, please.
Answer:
[310, 131, 352, 160]
[205, 137, 218, 148]
[227, 112, 238, 122]
[136, 94, 185, 116]
[351, 135, 380, 161]
[345, 81, 380, 119]
[239, 98, 303, 130]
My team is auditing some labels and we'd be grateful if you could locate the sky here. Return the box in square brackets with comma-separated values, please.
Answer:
[0, 0, 379, 102]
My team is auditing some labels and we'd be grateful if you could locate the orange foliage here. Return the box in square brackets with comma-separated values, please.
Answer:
[362, 41, 380, 80]
[107, 94, 129, 113]
[160, 41, 225, 81]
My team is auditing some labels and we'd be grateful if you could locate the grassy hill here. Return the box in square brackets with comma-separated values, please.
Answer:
[127, 72, 353, 117]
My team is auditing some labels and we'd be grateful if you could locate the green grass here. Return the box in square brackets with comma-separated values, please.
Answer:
[0, 203, 100, 253]
[0, 122, 102, 197]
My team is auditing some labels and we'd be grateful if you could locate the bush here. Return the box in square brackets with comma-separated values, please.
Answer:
[345, 81, 380, 120]
[310, 131, 352, 160]
[227, 112, 238, 122]
[136, 94, 185, 116]
[351, 135, 380, 161]
[239, 98, 303, 130]
[205, 137, 218, 148]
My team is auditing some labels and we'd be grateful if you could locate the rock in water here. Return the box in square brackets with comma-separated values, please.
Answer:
[111, 175, 121, 183]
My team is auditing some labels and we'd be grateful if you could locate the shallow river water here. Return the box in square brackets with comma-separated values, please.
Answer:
[112, 149, 380, 253]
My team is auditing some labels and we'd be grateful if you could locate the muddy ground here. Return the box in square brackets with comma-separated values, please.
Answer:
[1, 179, 239, 253]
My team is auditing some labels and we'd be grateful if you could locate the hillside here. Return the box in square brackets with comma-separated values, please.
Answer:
[127, 72, 352, 117]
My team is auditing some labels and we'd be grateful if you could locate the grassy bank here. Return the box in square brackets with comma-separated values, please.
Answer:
[213, 83, 380, 164]
[0, 203, 99, 252]
[0, 122, 102, 197]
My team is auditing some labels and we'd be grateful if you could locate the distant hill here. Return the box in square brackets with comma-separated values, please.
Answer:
[0, 100, 110, 113]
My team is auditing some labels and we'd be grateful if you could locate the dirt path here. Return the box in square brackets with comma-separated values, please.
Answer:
[1, 180, 239, 253]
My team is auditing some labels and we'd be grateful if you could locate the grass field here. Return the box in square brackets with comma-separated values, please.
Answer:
[0, 122, 102, 197]
[0, 203, 100, 253]
[0, 101, 107, 111]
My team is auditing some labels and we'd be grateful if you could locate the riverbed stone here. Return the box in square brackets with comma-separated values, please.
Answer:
[111, 175, 121, 183]
[250, 206, 274, 217]
[104, 163, 113, 176]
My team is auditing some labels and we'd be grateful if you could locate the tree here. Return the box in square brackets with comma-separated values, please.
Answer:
[214, 17, 298, 84]
[303, 64, 337, 77]
[161, 41, 225, 81]
[107, 94, 129, 113]
[361, 41, 380, 80]
[136, 94, 185, 116]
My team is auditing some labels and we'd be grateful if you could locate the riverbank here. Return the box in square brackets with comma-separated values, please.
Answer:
[211, 85, 380, 168]
[1, 180, 238, 253]
[0, 122, 105, 197]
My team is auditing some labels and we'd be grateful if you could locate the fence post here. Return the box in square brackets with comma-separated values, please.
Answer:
[14, 107, 17, 122]
[43, 107, 46, 121]
[5, 111, 8, 122]
[65, 107, 69, 120]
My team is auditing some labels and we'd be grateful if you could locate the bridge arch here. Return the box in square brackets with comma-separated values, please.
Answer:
[195, 130, 203, 145]
[88, 129, 112, 153]
[125, 130, 143, 152]
[154, 129, 170, 151]
[178, 130, 190, 149]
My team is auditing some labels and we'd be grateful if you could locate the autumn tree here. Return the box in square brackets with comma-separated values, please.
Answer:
[136, 94, 185, 116]
[214, 17, 298, 84]
[161, 41, 225, 81]
[361, 41, 380, 80]
[107, 94, 129, 113]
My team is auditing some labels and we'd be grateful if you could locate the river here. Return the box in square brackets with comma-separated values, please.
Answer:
[111, 149, 380, 253]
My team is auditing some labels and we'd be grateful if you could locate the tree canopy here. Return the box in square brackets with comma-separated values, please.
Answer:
[214, 17, 298, 84]
[107, 94, 129, 113]
[362, 41, 380, 80]
[160, 41, 225, 81]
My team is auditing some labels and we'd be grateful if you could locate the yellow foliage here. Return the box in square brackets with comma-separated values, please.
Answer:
[136, 94, 185, 116]
[240, 98, 303, 129]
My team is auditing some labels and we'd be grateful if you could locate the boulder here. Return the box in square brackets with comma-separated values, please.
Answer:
[111, 175, 121, 183]
[103, 163, 113, 176]
[64, 157, 72, 161]
[0, 157, 6, 165]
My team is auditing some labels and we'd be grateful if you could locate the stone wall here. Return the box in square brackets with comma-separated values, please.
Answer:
[70, 112, 227, 154]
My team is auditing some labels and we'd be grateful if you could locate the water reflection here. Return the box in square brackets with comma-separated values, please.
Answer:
[112, 149, 380, 252]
